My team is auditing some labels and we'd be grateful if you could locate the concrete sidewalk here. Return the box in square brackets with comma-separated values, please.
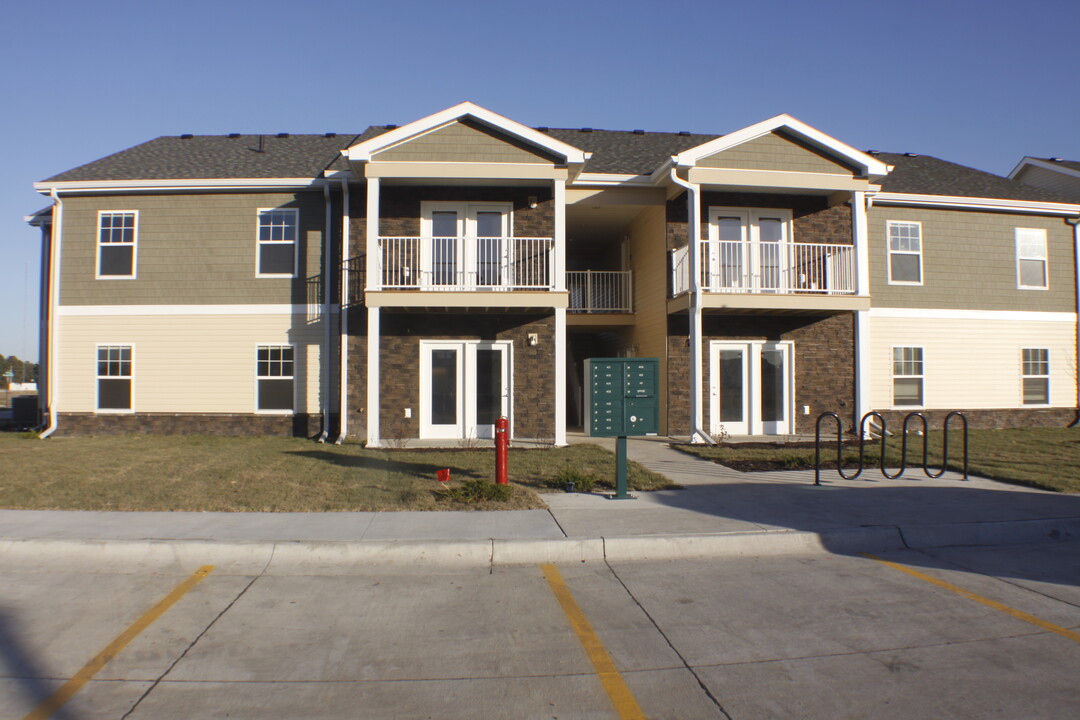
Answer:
[2, 438, 1079, 569]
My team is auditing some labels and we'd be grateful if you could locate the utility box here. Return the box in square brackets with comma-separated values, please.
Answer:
[585, 358, 659, 437]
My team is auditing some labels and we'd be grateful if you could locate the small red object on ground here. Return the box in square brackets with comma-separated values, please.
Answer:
[495, 416, 509, 485]
[436, 468, 451, 483]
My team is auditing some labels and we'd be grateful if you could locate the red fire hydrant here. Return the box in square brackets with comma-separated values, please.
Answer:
[495, 416, 509, 485]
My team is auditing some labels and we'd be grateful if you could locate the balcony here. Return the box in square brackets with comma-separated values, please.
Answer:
[567, 271, 632, 313]
[670, 240, 865, 312]
[377, 236, 554, 291]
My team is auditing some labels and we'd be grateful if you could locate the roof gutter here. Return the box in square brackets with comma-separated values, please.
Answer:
[1067, 215, 1080, 428]
[38, 190, 62, 439]
[669, 168, 714, 445]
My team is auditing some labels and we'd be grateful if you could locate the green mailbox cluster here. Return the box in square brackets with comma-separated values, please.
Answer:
[585, 358, 660, 437]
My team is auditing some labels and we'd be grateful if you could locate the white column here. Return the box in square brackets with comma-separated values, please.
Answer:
[687, 184, 706, 442]
[365, 176, 380, 292]
[553, 178, 566, 291]
[554, 306, 567, 446]
[852, 191, 872, 431]
[366, 306, 380, 448]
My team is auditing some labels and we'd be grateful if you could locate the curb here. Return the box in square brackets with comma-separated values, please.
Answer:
[2, 517, 1077, 572]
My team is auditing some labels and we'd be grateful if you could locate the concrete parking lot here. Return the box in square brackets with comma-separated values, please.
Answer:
[2, 541, 1079, 719]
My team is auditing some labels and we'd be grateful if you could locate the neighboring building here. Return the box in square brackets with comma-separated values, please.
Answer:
[1010, 157, 1080, 201]
[29, 103, 1080, 442]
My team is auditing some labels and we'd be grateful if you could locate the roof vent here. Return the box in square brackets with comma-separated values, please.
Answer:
[580, 127, 593, 133]
[1051, 157, 1065, 162]
[536, 126, 549, 132]
[866, 149, 880, 155]
[678, 131, 690, 136]
[180, 134, 193, 139]
[384, 124, 398, 130]
[324, 132, 337, 138]
[276, 133, 289, 139]
[632, 129, 645, 135]
[227, 133, 241, 139]
[904, 152, 919, 157]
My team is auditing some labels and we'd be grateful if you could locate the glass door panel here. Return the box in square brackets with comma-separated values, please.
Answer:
[431, 211, 460, 287]
[474, 211, 504, 288]
[422, 343, 464, 439]
[756, 217, 784, 292]
[759, 348, 786, 430]
[710, 344, 749, 435]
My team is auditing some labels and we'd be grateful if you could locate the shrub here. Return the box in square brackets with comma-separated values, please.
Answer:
[437, 479, 512, 504]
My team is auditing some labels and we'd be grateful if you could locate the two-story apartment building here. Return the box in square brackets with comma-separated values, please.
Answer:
[29, 103, 1080, 444]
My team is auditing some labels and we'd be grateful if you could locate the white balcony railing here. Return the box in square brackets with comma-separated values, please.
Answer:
[378, 237, 555, 291]
[567, 271, 633, 313]
[671, 241, 856, 296]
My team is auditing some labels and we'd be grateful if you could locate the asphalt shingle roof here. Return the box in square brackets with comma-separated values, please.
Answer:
[40, 126, 1078, 205]
[874, 153, 1077, 203]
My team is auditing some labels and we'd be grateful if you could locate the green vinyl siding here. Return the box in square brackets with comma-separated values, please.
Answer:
[868, 206, 1075, 312]
[59, 192, 324, 306]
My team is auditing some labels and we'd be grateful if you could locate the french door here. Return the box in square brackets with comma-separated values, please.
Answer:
[706, 208, 792, 292]
[709, 341, 793, 436]
[421, 203, 511, 289]
[420, 340, 511, 439]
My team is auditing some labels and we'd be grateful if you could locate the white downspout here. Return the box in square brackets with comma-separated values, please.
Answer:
[336, 179, 350, 444]
[38, 190, 63, 439]
[852, 191, 872, 435]
[317, 184, 332, 442]
[1067, 215, 1080, 427]
[669, 168, 714, 445]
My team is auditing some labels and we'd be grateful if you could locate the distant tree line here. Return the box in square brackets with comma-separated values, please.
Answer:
[1, 355, 39, 383]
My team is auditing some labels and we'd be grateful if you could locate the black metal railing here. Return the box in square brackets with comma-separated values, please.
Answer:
[814, 411, 969, 486]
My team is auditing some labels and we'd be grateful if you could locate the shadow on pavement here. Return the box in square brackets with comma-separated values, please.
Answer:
[0, 609, 78, 720]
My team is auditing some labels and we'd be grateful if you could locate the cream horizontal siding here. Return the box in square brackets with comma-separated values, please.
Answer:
[868, 315, 1077, 410]
[56, 313, 325, 414]
[626, 205, 669, 430]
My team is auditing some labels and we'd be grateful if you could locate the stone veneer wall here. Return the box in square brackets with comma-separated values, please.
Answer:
[666, 313, 857, 436]
[365, 312, 556, 441]
[874, 408, 1077, 430]
[55, 413, 321, 437]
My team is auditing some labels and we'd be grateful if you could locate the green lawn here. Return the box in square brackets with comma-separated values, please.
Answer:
[674, 427, 1080, 493]
[0, 434, 671, 511]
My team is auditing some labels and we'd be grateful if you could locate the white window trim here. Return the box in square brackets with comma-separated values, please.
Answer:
[256, 208, 300, 279]
[1015, 227, 1049, 290]
[890, 345, 925, 410]
[255, 343, 297, 414]
[1020, 347, 1051, 407]
[95, 343, 135, 413]
[95, 210, 139, 280]
[886, 220, 923, 286]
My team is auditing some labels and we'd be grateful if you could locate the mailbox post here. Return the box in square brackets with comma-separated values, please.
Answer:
[585, 358, 659, 499]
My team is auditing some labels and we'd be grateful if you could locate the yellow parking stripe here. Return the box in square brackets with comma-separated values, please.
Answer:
[542, 564, 647, 720]
[862, 554, 1080, 644]
[23, 565, 215, 720]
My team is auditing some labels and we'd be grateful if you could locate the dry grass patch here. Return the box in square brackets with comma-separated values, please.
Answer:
[0, 434, 671, 511]
[674, 428, 1080, 493]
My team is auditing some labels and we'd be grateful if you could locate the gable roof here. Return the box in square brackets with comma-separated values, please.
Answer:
[874, 153, 1078, 203]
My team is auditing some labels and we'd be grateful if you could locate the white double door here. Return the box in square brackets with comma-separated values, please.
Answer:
[420, 340, 511, 440]
[709, 341, 793, 436]
[707, 208, 791, 292]
[421, 203, 511, 288]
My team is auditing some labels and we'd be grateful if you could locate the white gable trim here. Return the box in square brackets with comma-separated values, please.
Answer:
[346, 102, 589, 165]
[673, 114, 890, 178]
[872, 192, 1080, 216]
[1009, 157, 1080, 182]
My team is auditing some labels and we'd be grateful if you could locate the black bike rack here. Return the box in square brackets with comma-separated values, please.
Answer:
[814, 411, 968, 485]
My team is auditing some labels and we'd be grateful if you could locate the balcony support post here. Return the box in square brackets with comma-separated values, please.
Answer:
[366, 305, 381, 448]
[365, 176, 380, 292]
[554, 306, 567, 446]
[553, 179, 566, 291]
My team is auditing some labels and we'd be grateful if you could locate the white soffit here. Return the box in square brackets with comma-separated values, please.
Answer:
[673, 114, 891, 179]
[346, 101, 589, 166]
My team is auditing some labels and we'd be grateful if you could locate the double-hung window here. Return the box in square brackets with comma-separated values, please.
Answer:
[257, 209, 298, 277]
[1021, 348, 1049, 405]
[1016, 228, 1048, 289]
[97, 345, 133, 411]
[97, 211, 137, 278]
[257, 345, 295, 412]
[892, 347, 924, 407]
[887, 221, 922, 285]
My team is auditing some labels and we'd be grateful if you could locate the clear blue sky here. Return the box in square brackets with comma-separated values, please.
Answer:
[3, 0, 1078, 361]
